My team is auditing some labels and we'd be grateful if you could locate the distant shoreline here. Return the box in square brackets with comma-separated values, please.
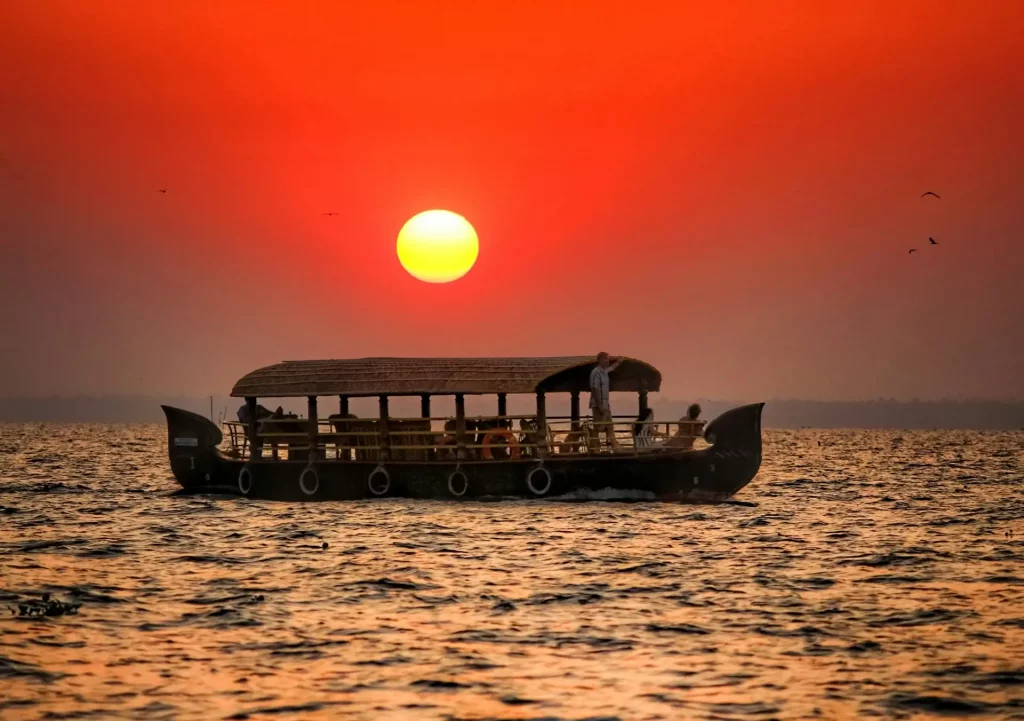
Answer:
[0, 396, 1021, 430]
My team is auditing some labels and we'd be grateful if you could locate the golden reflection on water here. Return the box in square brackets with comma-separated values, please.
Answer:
[0, 426, 1022, 720]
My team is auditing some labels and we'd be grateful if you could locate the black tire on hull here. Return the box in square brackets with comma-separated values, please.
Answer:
[299, 466, 320, 497]
[238, 465, 253, 496]
[447, 469, 468, 497]
[368, 466, 390, 496]
[527, 465, 552, 496]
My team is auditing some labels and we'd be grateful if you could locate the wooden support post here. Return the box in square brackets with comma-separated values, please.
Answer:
[455, 393, 466, 460]
[497, 392, 507, 419]
[307, 396, 318, 460]
[570, 391, 580, 431]
[536, 391, 548, 457]
[378, 395, 390, 461]
[245, 396, 259, 460]
[639, 389, 649, 416]
[420, 394, 431, 418]
[337, 397, 350, 460]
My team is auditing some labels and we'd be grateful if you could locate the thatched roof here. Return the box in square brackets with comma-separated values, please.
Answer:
[230, 357, 661, 398]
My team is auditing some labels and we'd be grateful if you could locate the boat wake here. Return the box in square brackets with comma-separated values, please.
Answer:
[549, 486, 658, 502]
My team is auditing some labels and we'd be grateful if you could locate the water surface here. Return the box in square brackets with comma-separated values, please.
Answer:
[1, 426, 1022, 720]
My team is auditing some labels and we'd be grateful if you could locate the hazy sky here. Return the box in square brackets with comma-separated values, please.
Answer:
[2, 1, 1022, 401]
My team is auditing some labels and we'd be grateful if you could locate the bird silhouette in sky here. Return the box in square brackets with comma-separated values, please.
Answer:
[929, 237, 938, 245]
[909, 249, 917, 254]
[321, 212, 339, 216]
[157, 188, 168, 193]
[921, 191, 940, 199]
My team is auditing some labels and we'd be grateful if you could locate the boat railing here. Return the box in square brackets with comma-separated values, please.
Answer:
[220, 415, 705, 460]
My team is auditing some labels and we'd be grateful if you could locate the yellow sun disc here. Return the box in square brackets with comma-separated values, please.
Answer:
[397, 209, 479, 283]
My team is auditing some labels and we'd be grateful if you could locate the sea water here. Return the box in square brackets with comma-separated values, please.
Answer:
[1, 426, 1021, 720]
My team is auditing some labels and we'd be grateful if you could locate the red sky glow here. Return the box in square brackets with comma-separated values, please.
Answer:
[1, 1, 1022, 401]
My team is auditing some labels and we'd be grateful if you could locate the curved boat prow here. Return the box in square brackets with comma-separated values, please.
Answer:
[692, 402, 764, 499]
[703, 402, 764, 449]
[161, 405, 229, 491]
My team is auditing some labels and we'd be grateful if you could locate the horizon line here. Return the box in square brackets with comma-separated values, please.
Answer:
[0, 394, 1020, 404]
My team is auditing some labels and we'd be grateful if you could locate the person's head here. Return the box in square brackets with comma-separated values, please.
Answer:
[687, 403, 702, 420]
[633, 407, 653, 435]
[275, 406, 284, 415]
[597, 351, 610, 368]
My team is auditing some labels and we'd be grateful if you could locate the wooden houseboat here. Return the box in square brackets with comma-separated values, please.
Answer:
[162, 357, 764, 502]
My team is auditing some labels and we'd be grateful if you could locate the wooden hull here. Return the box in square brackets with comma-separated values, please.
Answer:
[161, 403, 764, 503]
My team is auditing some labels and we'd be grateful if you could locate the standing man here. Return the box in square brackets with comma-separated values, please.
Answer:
[589, 352, 622, 449]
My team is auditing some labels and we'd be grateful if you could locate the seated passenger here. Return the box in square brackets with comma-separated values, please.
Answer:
[434, 419, 458, 460]
[518, 418, 551, 457]
[632, 408, 664, 449]
[431, 419, 481, 459]
[261, 406, 301, 460]
[666, 403, 705, 449]
[327, 413, 358, 460]
[558, 430, 585, 455]
[237, 403, 271, 424]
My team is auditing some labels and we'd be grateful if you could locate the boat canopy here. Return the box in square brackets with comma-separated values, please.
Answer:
[230, 356, 662, 398]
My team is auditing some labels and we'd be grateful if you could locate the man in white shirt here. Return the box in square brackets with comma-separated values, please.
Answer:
[589, 352, 622, 449]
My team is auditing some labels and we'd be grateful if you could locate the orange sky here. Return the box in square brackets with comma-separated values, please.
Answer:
[1, 1, 1022, 401]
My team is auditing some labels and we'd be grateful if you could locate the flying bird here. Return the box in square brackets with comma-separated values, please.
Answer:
[929, 237, 938, 245]
[909, 249, 917, 254]
[921, 191, 940, 199]
[321, 212, 339, 216]
[157, 188, 168, 193]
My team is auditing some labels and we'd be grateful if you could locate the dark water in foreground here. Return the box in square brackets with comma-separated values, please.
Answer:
[1, 426, 1022, 721]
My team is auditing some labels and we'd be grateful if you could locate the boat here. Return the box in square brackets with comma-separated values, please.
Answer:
[161, 356, 764, 502]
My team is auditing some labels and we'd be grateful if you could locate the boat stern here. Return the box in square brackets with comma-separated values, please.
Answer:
[161, 405, 231, 491]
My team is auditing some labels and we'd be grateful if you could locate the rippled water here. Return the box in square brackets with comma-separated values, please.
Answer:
[1, 425, 1022, 720]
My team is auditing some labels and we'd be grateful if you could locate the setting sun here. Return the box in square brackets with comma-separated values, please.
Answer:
[396, 210, 479, 284]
